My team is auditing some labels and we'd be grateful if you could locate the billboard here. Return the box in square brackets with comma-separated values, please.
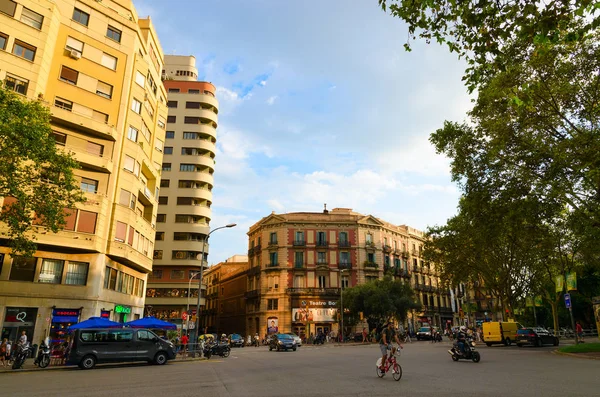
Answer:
[292, 308, 338, 323]
[267, 317, 278, 334]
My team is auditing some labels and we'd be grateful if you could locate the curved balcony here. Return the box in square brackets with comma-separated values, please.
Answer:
[197, 93, 219, 109]
[175, 205, 212, 219]
[185, 156, 215, 170]
[165, 222, 210, 235]
[180, 123, 217, 142]
[162, 239, 207, 252]
[107, 241, 153, 273]
[181, 139, 216, 154]
[185, 187, 212, 202]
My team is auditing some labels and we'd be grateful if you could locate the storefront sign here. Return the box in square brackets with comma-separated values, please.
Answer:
[292, 308, 337, 323]
[51, 308, 80, 324]
[114, 305, 132, 314]
[3, 307, 38, 327]
[292, 299, 337, 308]
[100, 311, 111, 319]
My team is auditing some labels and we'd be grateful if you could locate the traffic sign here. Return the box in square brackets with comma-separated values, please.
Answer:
[182, 312, 188, 320]
[564, 293, 571, 309]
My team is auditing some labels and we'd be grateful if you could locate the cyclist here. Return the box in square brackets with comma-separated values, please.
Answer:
[379, 321, 403, 371]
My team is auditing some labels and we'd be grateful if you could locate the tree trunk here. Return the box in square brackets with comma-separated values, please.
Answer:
[550, 300, 559, 334]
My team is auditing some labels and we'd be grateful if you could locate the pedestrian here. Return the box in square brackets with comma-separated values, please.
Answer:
[430, 326, 435, 343]
[362, 327, 368, 344]
[181, 332, 189, 356]
[18, 330, 27, 346]
[5, 340, 12, 365]
[575, 321, 584, 343]
[0, 338, 7, 366]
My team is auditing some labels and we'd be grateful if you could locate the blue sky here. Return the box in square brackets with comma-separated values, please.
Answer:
[133, 0, 472, 264]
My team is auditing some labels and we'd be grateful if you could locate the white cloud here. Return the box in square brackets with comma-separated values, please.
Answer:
[266, 95, 278, 105]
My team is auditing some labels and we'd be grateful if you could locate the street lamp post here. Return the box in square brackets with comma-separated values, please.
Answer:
[340, 269, 348, 343]
[186, 271, 201, 332]
[192, 223, 237, 345]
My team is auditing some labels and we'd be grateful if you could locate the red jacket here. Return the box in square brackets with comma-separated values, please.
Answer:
[181, 335, 189, 345]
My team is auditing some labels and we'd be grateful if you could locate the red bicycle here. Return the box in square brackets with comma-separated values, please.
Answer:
[376, 347, 402, 381]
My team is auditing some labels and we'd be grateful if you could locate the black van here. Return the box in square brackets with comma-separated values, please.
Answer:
[67, 328, 176, 369]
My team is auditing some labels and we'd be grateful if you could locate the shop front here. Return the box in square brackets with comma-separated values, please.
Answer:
[114, 304, 133, 323]
[1, 307, 38, 343]
[49, 308, 81, 346]
[291, 298, 338, 340]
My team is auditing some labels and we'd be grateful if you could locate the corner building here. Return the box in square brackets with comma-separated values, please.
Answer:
[246, 208, 453, 339]
[145, 55, 218, 328]
[0, 0, 167, 344]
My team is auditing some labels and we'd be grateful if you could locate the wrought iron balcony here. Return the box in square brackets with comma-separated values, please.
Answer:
[338, 262, 352, 270]
[247, 266, 261, 276]
[338, 240, 351, 248]
[293, 240, 306, 246]
[244, 289, 259, 299]
[286, 287, 340, 296]
[382, 244, 392, 253]
[365, 241, 376, 250]
[316, 240, 328, 247]
[401, 250, 409, 258]
[363, 261, 378, 269]
[268, 240, 278, 248]
[253, 244, 261, 255]
[293, 262, 305, 269]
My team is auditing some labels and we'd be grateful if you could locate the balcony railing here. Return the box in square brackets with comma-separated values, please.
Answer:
[247, 266, 261, 276]
[401, 250, 409, 258]
[365, 241, 375, 250]
[253, 244, 261, 255]
[294, 262, 305, 269]
[316, 240, 328, 247]
[267, 262, 279, 268]
[286, 287, 341, 295]
[293, 240, 306, 246]
[338, 240, 350, 247]
[338, 262, 352, 270]
[247, 247, 254, 255]
[363, 261, 378, 269]
[382, 244, 392, 253]
[268, 240, 278, 248]
[244, 289, 259, 299]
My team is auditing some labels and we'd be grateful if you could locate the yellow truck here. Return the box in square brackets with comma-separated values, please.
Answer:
[482, 322, 523, 346]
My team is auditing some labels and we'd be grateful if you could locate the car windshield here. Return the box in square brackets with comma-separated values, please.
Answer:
[277, 334, 293, 339]
[231, 334, 241, 339]
[517, 329, 532, 334]
[418, 327, 430, 332]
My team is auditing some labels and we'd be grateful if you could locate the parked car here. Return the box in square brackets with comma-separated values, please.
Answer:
[269, 334, 297, 351]
[228, 334, 244, 348]
[67, 328, 176, 369]
[285, 333, 302, 347]
[516, 328, 559, 347]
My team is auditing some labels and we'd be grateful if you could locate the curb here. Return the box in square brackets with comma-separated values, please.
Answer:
[0, 356, 209, 374]
[551, 350, 600, 360]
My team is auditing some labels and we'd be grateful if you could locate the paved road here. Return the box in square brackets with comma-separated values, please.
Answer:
[1, 341, 598, 397]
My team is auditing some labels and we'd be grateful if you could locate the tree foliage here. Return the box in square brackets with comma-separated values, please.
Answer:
[341, 276, 421, 326]
[0, 85, 84, 256]
[378, 0, 599, 91]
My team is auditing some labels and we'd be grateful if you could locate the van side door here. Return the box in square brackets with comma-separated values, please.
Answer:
[135, 330, 158, 361]
[108, 329, 136, 361]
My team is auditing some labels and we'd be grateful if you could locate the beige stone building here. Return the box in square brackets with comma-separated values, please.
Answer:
[0, 0, 167, 344]
[145, 55, 218, 329]
[246, 208, 454, 339]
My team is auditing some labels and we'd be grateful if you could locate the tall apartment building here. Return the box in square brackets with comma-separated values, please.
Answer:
[0, 0, 167, 344]
[145, 55, 218, 329]
[246, 208, 454, 339]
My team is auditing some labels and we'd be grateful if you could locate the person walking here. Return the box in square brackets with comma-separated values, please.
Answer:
[181, 332, 189, 356]
[575, 321, 584, 343]
[0, 338, 7, 366]
[362, 328, 368, 344]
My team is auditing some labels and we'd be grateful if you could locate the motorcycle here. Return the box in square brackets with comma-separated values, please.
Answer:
[208, 341, 230, 358]
[33, 338, 51, 368]
[12, 343, 32, 370]
[200, 340, 212, 359]
[448, 338, 481, 363]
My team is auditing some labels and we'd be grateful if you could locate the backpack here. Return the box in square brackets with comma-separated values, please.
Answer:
[375, 325, 384, 343]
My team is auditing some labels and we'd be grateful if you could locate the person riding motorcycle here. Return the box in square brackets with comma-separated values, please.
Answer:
[456, 326, 467, 356]
[220, 334, 228, 344]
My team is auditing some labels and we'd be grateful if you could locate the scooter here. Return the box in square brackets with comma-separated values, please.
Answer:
[448, 338, 481, 363]
[12, 343, 32, 370]
[33, 338, 51, 368]
[208, 341, 230, 358]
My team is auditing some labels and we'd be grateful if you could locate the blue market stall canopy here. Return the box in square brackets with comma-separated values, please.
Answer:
[68, 317, 122, 330]
[125, 316, 177, 330]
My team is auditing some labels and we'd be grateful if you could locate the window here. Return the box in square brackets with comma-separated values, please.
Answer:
[72, 8, 89, 26]
[156, 214, 166, 223]
[54, 97, 72, 111]
[184, 116, 199, 124]
[160, 179, 170, 188]
[164, 147, 173, 155]
[167, 115, 176, 123]
[186, 101, 201, 109]
[37, 259, 64, 284]
[106, 25, 121, 42]
[168, 88, 179, 93]
[317, 231, 326, 244]
[147, 73, 157, 95]
[166, 131, 175, 139]
[317, 252, 326, 264]
[13, 40, 36, 61]
[270, 232, 277, 244]
[124, 155, 135, 172]
[155, 139, 163, 152]
[158, 196, 168, 205]
[115, 221, 127, 242]
[294, 251, 304, 267]
[21, 7, 44, 29]
[135, 71, 145, 86]
[93, 110, 108, 123]
[269, 252, 278, 266]
[367, 253, 375, 263]
[65, 36, 83, 53]
[141, 123, 151, 142]
[341, 276, 349, 289]
[119, 189, 131, 206]
[96, 81, 113, 99]
[80, 177, 98, 193]
[295, 231, 304, 243]
[144, 100, 154, 118]
[131, 98, 142, 114]
[0, 0, 17, 17]
[267, 299, 278, 311]
[127, 126, 138, 142]
[157, 119, 165, 129]
[366, 233, 373, 243]
[151, 269, 163, 280]
[183, 132, 198, 139]
[59, 66, 78, 85]
[0, 33, 7, 50]
[77, 210, 97, 233]
[339, 231, 348, 244]
[101, 52, 117, 70]
[52, 131, 67, 145]
[4, 74, 28, 95]
[162, 163, 171, 172]
[64, 261, 88, 285]
[9, 257, 37, 281]
[188, 89, 200, 94]
[171, 270, 184, 279]
[86, 141, 103, 156]
[318, 275, 327, 288]
[179, 164, 195, 172]
[340, 251, 350, 265]
[294, 275, 304, 288]
[167, 100, 177, 108]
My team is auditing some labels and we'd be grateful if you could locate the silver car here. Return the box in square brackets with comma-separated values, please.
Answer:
[285, 332, 302, 347]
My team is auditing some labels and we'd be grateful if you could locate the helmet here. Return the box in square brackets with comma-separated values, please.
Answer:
[460, 326, 466, 332]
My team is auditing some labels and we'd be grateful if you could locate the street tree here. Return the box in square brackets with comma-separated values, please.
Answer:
[0, 85, 83, 256]
[377, 0, 599, 91]
[341, 276, 421, 329]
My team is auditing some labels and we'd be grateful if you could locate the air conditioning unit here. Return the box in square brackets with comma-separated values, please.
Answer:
[69, 49, 81, 60]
